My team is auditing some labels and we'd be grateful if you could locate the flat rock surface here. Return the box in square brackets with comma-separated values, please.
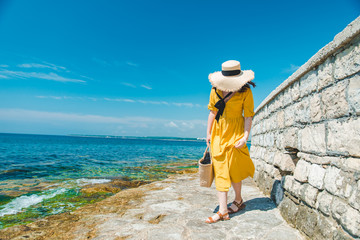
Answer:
[113, 174, 305, 240]
[0, 173, 305, 240]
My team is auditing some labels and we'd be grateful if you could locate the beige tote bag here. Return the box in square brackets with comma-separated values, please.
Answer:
[198, 145, 214, 187]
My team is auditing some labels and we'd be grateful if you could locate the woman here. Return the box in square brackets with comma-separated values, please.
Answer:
[205, 60, 255, 223]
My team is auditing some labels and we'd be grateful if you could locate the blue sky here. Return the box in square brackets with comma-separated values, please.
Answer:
[0, 0, 359, 137]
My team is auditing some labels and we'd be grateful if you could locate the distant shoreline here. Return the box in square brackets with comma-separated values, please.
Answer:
[0, 132, 252, 144]
[0, 132, 206, 142]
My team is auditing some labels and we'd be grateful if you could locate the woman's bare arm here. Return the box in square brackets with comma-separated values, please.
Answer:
[235, 116, 252, 148]
[206, 110, 216, 146]
[243, 116, 252, 141]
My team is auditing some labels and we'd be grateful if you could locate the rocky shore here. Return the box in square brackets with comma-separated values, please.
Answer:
[0, 171, 304, 240]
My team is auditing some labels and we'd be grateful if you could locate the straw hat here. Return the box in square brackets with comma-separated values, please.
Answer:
[208, 60, 254, 92]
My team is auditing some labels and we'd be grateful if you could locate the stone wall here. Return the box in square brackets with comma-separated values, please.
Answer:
[250, 16, 360, 239]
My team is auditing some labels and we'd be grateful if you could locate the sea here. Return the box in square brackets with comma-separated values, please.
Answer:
[0, 133, 251, 229]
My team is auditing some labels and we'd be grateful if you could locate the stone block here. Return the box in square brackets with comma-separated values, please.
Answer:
[250, 145, 257, 157]
[310, 94, 321, 122]
[264, 174, 274, 195]
[308, 164, 326, 189]
[316, 213, 338, 240]
[300, 183, 318, 207]
[252, 115, 259, 126]
[300, 71, 317, 98]
[291, 179, 302, 198]
[275, 131, 284, 150]
[349, 181, 360, 211]
[297, 152, 333, 164]
[321, 80, 349, 119]
[268, 100, 275, 114]
[284, 105, 295, 127]
[251, 124, 257, 136]
[277, 110, 285, 129]
[256, 122, 262, 135]
[332, 197, 360, 237]
[259, 146, 266, 159]
[348, 73, 360, 114]
[299, 124, 326, 154]
[283, 127, 298, 149]
[260, 121, 266, 134]
[290, 81, 300, 101]
[283, 175, 294, 192]
[330, 157, 360, 173]
[272, 167, 282, 180]
[334, 40, 360, 80]
[283, 175, 301, 198]
[324, 166, 354, 199]
[264, 150, 275, 164]
[264, 163, 273, 175]
[274, 94, 283, 111]
[256, 135, 262, 147]
[331, 197, 348, 221]
[294, 97, 310, 123]
[327, 118, 360, 157]
[269, 114, 277, 131]
[318, 58, 334, 90]
[294, 159, 311, 183]
[274, 152, 295, 172]
[283, 88, 292, 107]
[264, 132, 275, 147]
[279, 195, 299, 225]
[295, 205, 319, 238]
[315, 190, 333, 216]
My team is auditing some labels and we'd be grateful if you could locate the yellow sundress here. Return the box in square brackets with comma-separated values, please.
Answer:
[208, 87, 255, 192]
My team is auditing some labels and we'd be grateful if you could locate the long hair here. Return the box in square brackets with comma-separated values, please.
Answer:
[238, 81, 256, 93]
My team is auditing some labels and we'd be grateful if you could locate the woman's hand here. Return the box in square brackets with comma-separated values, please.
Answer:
[206, 133, 211, 147]
[235, 137, 247, 149]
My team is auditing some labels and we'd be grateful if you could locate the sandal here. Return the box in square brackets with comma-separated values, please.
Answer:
[205, 211, 230, 224]
[227, 199, 245, 214]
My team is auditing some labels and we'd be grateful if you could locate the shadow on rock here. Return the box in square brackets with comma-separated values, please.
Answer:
[213, 197, 276, 216]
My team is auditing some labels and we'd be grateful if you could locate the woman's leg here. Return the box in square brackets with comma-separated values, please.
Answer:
[228, 181, 243, 212]
[218, 190, 228, 213]
[206, 190, 228, 222]
[232, 181, 242, 202]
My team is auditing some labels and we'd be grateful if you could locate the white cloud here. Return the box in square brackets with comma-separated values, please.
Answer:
[166, 121, 179, 128]
[126, 61, 139, 67]
[0, 64, 9, 68]
[0, 70, 86, 83]
[35, 95, 202, 108]
[0, 108, 206, 131]
[0, 74, 8, 79]
[138, 100, 169, 105]
[282, 64, 300, 73]
[172, 102, 194, 108]
[18, 63, 67, 72]
[0, 108, 155, 124]
[104, 97, 136, 103]
[36, 96, 84, 100]
[121, 82, 137, 88]
[140, 84, 152, 90]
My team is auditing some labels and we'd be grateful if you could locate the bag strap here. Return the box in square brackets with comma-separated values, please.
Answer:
[203, 145, 211, 158]
[214, 88, 234, 103]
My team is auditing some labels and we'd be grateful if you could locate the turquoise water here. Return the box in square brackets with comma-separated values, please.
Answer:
[0, 133, 206, 229]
